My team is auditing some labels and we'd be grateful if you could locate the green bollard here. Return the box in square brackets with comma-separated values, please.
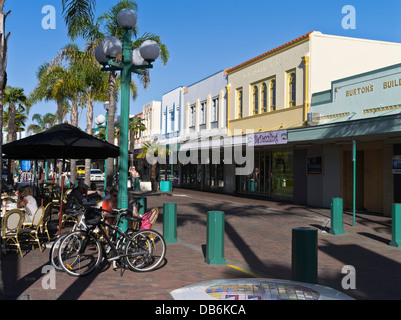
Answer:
[389, 203, 401, 247]
[291, 228, 318, 284]
[163, 202, 177, 244]
[329, 198, 345, 235]
[205, 211, 226, 265]
[135, 197, 147, 216]
[134, 177, 140, 191]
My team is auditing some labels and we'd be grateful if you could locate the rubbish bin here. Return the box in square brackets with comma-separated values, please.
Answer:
[160, 180, 172, 192]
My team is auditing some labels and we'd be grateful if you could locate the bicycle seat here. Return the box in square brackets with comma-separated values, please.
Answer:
[123, 215, 141, 223]
[112, 208, 129, 214]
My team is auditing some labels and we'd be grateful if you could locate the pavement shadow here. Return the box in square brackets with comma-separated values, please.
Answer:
[357, 232, 390, 245]
[1, 252, 49, 300]
[319, 240, 401, 299]
[178, 201, 273, 276]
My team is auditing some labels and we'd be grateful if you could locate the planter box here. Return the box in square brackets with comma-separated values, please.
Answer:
[139, 181, 152, 191]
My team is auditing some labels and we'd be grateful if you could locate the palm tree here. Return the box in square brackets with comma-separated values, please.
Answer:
[55, 43, 109, 185]
[2, 86, 30, 189]
[34, 60, 87, 186]
[129, 115, 146, 167]
[137, 141, 169, 192]
[62, 0, 96, 38]
[31, 62, 70, 124]
[3, 86, 30, 143]
[3, 104, 27, 138]
[27, 112, 57, 134]
[67, 0, 169, 188]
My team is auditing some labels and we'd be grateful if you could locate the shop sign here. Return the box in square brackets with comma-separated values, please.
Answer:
[392, 157, 401, 174]
[247, 130, 287, 146]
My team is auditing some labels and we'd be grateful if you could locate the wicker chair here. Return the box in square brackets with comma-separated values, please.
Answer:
[19, 206, 45, 252]
[40, 202, 53, 241]
[1, 209, 25, 257]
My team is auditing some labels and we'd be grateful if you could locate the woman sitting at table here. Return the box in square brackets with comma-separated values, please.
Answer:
[16, 185, 38, 224]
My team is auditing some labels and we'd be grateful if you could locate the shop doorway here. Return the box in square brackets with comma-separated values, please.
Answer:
[236, 149, 271, 196]
[343, 148, 383, 213]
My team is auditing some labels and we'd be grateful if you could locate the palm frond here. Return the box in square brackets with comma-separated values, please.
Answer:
[62, 0, 96, 39]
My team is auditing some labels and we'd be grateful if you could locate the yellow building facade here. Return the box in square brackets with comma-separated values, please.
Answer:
[226, 32, 312, 135]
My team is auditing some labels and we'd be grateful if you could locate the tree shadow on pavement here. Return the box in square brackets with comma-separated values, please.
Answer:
[319, 240, 401, 300]
[1, 252, 49, 300]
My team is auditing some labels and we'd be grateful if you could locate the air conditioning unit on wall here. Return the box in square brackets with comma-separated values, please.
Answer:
[307, 112, 321, 125]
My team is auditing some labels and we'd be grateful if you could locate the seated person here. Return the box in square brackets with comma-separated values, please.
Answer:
[65, 181, 89, 215]
[102, 187, 118, 235]
[103, 186, 112, 200]
[16, 185, 38, 224]
[68, 181, 89, 205]
[87, 182, 102, 201]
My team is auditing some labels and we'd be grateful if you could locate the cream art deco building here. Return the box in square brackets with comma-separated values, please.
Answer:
[224, 31, 401, 199]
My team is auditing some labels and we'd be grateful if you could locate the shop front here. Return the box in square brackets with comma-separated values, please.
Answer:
[181, 148, 225, 192]
[236, 148, 294, 200]
[290, 62, 401, 215]
[234, 130, 293, 200]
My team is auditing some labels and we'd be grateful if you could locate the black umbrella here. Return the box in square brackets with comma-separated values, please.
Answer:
[3, 123, 121, 236]
[2, 123, 120, 159]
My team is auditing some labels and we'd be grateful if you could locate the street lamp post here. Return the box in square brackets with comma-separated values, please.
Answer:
[103, 101, 109, 193]
[95, 8, 160, 231]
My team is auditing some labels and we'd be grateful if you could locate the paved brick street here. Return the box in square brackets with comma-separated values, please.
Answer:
[1, 188, 400, 300]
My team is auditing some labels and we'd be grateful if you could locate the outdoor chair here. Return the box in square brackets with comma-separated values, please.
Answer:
[61, 195, 82, 227]
[19, 206, 45, 252]
[40, 202, 53, 241]
[1, 209, 25, 257]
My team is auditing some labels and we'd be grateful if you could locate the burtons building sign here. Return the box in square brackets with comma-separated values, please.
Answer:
[345, 77, 401, 97]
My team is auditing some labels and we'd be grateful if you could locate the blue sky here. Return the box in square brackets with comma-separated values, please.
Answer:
[5, 0, 401, 130]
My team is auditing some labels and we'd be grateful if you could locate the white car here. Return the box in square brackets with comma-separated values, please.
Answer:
[90, 169, 105, 181]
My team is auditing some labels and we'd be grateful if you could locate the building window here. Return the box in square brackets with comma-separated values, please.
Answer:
[237, 89, 243, 118]
[270, 79, 276, 111]
[200, 101, 206, 125]
[288, 72, 296, 107]
[261, 83, 267, 112]
[212, 97, 219, 122]
[190, 105, 195, 127]
[169, 111, 174, 132]
[252, 85, 259, 115]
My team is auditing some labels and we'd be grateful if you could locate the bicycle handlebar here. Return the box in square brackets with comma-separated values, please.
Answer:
[87, 207, 140, 223]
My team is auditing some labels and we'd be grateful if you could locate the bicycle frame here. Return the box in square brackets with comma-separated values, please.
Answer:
[78, 215, 141, 262]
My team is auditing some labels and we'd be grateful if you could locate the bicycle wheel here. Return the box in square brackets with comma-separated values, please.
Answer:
[49, 233, 69, 272]
[58, 230, 102, 276]
[125, 229, 166, 272]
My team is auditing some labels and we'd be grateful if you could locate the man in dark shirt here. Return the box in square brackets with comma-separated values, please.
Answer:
[67, 181, 89, 205]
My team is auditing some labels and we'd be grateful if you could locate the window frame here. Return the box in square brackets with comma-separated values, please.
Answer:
[252, 85, 259, 115]
[189, 104, 196, 127]
[270, 78, 276, 111]
[288, 71, 296, 108]
[200, 101, 206, 125]
[236, 88, 243, 119]
[211, 96, 219, 123]
[261, 83, 267, 113]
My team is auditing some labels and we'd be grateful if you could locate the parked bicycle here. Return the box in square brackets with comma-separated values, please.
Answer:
[56, 206, 166, 277]
[48, 206, 87, 272]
